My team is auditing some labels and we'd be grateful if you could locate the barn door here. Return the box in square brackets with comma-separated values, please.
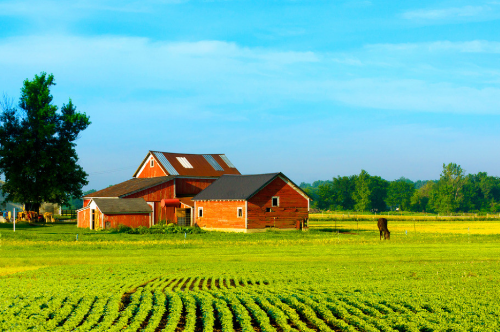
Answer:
[147, 202, 154, 227]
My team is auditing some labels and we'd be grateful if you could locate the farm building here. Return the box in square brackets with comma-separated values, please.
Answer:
[193, 173, 310, 232]
[77, 198, 152, 229]
[77, 151, 311, 231]
[77, 151, 241, 229]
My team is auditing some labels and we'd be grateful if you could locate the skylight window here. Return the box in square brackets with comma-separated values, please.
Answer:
[219, 154, 236, 168]
[176, 157, 193, 168]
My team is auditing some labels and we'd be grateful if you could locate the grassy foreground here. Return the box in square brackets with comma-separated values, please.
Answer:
[0, 221, 499, 331]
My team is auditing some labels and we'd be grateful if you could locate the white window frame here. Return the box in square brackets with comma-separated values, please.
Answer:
[272, 196, 279, 207]
[150, 159, 154, 167]
[237, 207, 243, 218]
[198, 207, 203, 218]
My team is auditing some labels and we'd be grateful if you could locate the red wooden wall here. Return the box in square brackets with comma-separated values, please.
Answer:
[175, 178, 215, 196]
[77, 208, 90, 228]
[247, 177, 309, 229]
[137, 159, 167, 178]
[83, 199, 91, 207]
[195, 201, 246, 230]
[103, 213, 150, 228]
[124, 180, 174, 224]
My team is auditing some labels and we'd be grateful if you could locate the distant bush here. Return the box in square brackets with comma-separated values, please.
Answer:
[110, 224, 205, 234]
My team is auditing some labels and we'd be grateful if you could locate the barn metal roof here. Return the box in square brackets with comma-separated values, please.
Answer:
[84, 176, 175, 198]
[92, 198, 152, 214]
[133, 151, 240, 177]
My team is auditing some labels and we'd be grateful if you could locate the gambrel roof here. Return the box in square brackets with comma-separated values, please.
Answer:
[133, 151, 241, 178]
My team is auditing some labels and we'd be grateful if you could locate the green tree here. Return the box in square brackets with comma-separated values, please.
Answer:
[331, 175, 356, 210]
[369, 175, 389, 212]
[411, 181, 435, 212]
[387, 178, 415, 211]
[0, 73, 91, 212]
[353, 170, 371, 212]
[431, 163, 465, 214]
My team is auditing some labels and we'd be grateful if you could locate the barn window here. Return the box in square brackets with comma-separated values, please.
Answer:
[198, 207, 203, 218]
[237, 207, 243, 218]
[272, 196, 279, 207]
[150, 159, 154, 167]
[266, 208, 273, 212]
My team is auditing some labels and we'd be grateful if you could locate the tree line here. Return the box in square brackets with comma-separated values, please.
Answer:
[300, 163, 500, 214]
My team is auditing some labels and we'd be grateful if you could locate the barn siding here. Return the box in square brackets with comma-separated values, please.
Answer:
[247, 177, 309, 229]
[195, 201, 246, 230]
[104, 213, 151, 229]
[77, 208, 90, 228]
[124, 180, 174, 224]
[83, 199, 91, 207]
[137, 159, 167, 178]
[175, 178, 215, 196]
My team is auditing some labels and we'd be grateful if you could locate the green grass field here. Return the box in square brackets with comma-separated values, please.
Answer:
[0, 220, 499, 331]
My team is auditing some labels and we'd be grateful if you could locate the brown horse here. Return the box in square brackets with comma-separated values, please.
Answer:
[377, 218, 390, 240]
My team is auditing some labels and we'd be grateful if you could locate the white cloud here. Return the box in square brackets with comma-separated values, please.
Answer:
[402, 3, 500, 22]
[403, 6, 487, 20]
[0, 35, 499, 116]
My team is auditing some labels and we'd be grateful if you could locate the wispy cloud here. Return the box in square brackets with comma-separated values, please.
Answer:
[1, 35, 499, 117]
[0, 0, 185, 17]
[402, 3, 500, 22]
[367, 40, 500, 54]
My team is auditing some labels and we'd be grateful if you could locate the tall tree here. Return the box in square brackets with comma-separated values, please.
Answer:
[431, 163, 465, 214]
[387, 178, 415, 211]
[353, 170, 371, 212]
[0, 73, 91, 212]
[331, 175, 356, 210]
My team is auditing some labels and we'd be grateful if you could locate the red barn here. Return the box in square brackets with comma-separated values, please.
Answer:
[77, 198, 152, 229]
[192, 173, 311, 232]
[78, 151, 240, 229]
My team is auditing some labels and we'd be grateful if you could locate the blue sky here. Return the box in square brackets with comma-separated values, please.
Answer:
[1, 0, 499, 190]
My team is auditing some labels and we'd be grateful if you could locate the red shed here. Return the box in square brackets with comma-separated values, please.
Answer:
[77, 198, 152, 229]
[192, 173, 311, 232]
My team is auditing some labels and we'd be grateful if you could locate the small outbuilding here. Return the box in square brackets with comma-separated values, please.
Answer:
[192, 173, 311, 232]
[77, 198, 152, 229]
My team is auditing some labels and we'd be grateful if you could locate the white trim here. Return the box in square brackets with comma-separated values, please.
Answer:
[190, 207, 194, 226]
[198, 206, 204, 218]
[245, 201, 248, 229]
[272, 196, 279, 207]
[135, 153, 152, 178]
[237, 207, 243, 218]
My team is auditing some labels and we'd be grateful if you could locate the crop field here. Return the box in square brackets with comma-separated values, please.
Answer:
[0, 221, 499, 331]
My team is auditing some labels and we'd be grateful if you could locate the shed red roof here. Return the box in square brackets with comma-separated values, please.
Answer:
[133, 151, 241, 178]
